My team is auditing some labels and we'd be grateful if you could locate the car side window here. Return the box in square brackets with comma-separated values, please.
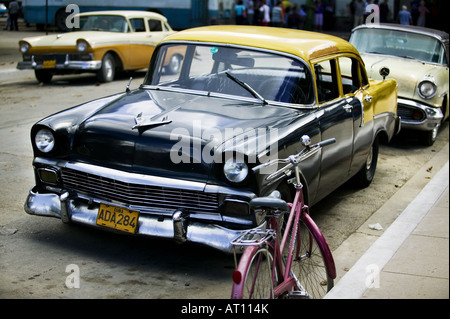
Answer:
[314, 59, 339, 104]
[338, 57, 360, 94]
[130, 18, 146, 32]
[360, 63, 369, 88]
[148, 19, 163, 32]
[338, 57, 369, 94]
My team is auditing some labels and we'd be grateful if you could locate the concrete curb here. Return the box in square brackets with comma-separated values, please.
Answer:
[325, 160, 449, 299]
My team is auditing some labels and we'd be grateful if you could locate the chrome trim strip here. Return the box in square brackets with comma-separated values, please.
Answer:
[34, 158, 207, 192]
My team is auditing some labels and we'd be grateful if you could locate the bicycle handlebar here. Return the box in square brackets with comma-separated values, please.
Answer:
[317, 138, 336, 148]
[252, 137, 336, 180]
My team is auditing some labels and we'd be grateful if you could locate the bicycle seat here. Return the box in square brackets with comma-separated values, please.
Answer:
[250, 194, 289, 212]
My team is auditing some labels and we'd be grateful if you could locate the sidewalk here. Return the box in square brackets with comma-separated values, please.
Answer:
[326, 156, 449, 299]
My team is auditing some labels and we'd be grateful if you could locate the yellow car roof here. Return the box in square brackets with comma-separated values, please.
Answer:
[162, 25, 358, 62]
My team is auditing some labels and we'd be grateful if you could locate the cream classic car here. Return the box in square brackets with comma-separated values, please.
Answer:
[17, 11, 176, 83]
[350, 24, 449, 145]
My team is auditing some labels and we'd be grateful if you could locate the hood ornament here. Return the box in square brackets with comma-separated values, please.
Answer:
[132, 112, 172, 132]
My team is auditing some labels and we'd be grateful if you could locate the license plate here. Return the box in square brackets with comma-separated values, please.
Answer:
[96, 204, 139, 233]
[43, 60, 56, 68]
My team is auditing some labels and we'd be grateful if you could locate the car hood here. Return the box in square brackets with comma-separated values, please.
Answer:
[69, 89, 309, 182]
[23, 31, 129, 49]
[361, 53, 439, 99]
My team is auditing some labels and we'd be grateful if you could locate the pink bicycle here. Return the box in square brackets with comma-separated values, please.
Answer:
[231, 136, 336, 299]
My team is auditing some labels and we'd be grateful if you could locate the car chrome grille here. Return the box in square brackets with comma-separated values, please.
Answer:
[61, 168, 220, 214]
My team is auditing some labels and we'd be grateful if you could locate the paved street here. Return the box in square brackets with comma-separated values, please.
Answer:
[0, 27, 448, 300]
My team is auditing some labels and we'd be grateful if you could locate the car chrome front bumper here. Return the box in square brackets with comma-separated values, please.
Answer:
[17, 54, 102, 71]
[397, 97, 443, 131]
[24, 186, 260, 254]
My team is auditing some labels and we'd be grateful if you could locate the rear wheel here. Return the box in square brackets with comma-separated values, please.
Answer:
[231, 244, 279, 299]
[353, 136, 379, 188]
[96, 53, 116, 83]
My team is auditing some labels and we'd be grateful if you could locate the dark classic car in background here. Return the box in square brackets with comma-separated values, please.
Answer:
[25, 26, 399, 253]
[350, 23, 449, 145]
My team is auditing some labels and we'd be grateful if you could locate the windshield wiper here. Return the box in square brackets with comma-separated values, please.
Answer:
[399, 55, 417, 60]
[366, 51, 388, 55]
[225, 72, 267, 105]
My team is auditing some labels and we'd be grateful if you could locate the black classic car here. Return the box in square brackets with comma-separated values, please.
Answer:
[25, 26, 399, 253]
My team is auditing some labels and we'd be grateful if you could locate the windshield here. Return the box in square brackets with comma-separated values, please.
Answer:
[350, 28, 447, 65]
[145, 43, 315, 106]
[78, 15, 128, 32]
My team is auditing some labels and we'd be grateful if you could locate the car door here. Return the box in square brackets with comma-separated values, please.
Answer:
[337, 56, 374, 177]
[312, 58, 355, 202]
[127, 17, 165, 69]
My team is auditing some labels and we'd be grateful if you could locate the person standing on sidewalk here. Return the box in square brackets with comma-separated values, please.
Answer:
[8, 0, 20, 31]
[353, 0, 365, 27]
[259, 0, 271, 26]
[234, 0, 247, 25]
[271, 1, 285, 27]
[398, 5, 412, 25]
[417, 1, 429, 27]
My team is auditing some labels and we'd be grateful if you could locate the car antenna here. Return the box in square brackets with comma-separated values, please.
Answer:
[126, 77, 133, 93]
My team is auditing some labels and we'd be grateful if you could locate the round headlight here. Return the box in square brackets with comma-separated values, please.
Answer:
[418, 80, 437, 99]
[223, 158, 249, 184]
[35, 129, 55, 153]
[77, 40, 88, 52]
[20, 42, 30, 54]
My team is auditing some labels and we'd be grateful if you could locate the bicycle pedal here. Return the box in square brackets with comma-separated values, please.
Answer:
[287, 291, 311, 299]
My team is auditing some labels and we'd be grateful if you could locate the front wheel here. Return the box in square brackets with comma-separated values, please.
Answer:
[35, 70, 53, 83]
[424, 124, 440, 146]
[286, 213, 335, 298]
[231, 244, 279, 299]
[166, 54, 182, 74]
[96, 53, 116, 83]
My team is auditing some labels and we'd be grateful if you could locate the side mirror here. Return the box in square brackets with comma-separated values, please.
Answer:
[379, 67, 390, 80]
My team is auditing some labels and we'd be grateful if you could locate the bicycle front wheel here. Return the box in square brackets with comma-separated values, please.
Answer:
[231, 244, 279, 299]
[287, 213, 336, 298]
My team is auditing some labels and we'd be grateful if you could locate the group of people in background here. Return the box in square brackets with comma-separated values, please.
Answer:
[234, 0, 335, 31]
[396, 1, 430, 26]
[235, 0, 441, 31]
[351, 0, 438, 27]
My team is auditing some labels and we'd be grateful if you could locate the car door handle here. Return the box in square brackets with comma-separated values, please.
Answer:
[343, 105, 353, 113]
[365, 95, 373, 103]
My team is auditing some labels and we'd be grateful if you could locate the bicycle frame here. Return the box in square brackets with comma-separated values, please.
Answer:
[231, 138, 337, 298]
